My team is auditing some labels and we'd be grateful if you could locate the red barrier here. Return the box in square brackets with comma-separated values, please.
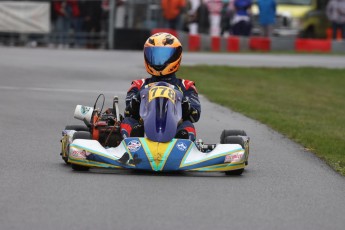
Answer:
[211, 37, 221, 52]
[249, 37, 271, 51]
[188, 35, 200, 51]
[295, 39, 331, 52]
[227, 36, 240, 52]
[151, 28, 178, 37]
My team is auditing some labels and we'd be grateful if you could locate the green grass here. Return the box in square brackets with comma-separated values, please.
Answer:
[179, 66, 345, 175]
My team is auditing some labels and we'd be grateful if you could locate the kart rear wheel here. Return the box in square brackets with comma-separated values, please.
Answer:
[220, 130, 247, 144]
[224, 136, 245, 148]
[72, 131, 92, 140]
[64, 125, 89, 132]
[71, 131, 92, 171]
[224, 136, 246, 176]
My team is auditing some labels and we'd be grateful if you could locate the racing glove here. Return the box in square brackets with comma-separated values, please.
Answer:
[182, 97, 192, 120]
[182, 96, 199, 123]
[125, 92, 141, 120]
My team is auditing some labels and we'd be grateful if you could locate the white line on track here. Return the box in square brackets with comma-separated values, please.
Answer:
[0, 86, 127, 95]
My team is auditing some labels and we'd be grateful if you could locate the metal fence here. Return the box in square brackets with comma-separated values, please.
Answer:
[0, 0, 165, 49]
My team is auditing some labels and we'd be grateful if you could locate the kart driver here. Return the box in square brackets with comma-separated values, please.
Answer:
[120, 32, 201, 141]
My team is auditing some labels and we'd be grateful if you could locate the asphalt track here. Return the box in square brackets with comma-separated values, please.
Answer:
[0, 47, 345, 230]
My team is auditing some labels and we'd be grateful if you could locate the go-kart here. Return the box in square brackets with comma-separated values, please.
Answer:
[60, 82, 250, 175]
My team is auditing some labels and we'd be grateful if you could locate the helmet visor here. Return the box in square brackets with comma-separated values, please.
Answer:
[144, 47, 181, 66]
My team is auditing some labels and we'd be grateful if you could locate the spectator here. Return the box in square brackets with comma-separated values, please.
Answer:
[71, 0, 83, 48]
[220, 0, 235, 36]
[102, 0, 126, 28]
[197, 1, 210, 34]
[53, 0, 80, 48]
[326, 0, 345, 40]
[80, 0, 102, 48]
[231, 0, 252, 36]
[205, 0, 223, 37]
[187, 0, 201, 35]
[161, 0, 186, 30]
[257, 0, 276, 37]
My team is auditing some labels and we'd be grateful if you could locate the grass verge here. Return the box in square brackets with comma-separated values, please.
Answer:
[179, 66, 345, 176]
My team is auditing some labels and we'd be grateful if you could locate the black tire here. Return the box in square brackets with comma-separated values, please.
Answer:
[71, 131, 92, 171]
[224, 136, 246, 176]
[71, 164, 90, 171]
[64, 125, 89, 132]
[72, 131, 92, 141]
[224, 136, 245, 148]
[225, 168, 244, 176]
[220, 130, 247, 144]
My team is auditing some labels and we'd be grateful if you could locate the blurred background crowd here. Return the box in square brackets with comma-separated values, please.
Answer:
[0, 0, 343, 49]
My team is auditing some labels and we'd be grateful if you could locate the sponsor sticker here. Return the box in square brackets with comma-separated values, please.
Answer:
[177, 142, 187, 151]
[71, 150, 88, 159]
[127, 140, 141, 152]
[81, 106, 91, 115]
[224, 155, 232, 163]
[224, 152, 244, 163]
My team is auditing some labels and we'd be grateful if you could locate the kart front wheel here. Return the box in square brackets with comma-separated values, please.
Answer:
[225, 168, 244, 176]
[71, 164, 90, 171]
[61, 126, 89, 164]
[71, 131, 92, 171]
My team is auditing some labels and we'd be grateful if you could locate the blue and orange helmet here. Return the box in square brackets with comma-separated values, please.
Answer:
[144, 33, 182, 77]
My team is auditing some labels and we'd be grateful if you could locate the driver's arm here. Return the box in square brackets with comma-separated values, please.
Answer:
[182, 81, 201, 123]
[124, 79, 145, 119]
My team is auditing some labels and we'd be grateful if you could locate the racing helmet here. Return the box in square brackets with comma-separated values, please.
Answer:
[144, 32, 182, 76]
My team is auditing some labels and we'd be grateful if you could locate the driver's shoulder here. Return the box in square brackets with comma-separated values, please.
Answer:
[178, 78, 197, 92]
[128, 78, 148, 91]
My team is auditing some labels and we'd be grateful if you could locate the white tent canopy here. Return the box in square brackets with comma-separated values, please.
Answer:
[0, 1, 50, 33]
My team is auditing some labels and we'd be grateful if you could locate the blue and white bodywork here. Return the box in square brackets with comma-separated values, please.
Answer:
[62, 82, 250, 174]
